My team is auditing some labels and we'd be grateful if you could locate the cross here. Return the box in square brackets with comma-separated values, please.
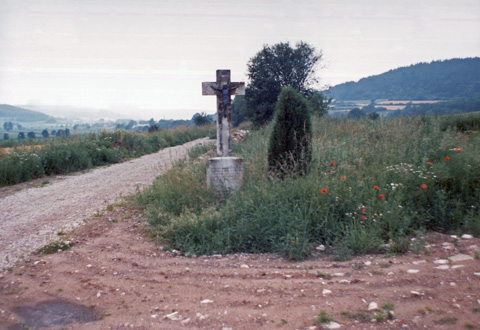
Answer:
[202, 69, 245, 157]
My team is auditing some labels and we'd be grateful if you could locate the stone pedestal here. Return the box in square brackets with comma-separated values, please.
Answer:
[206, 157, 243, 194]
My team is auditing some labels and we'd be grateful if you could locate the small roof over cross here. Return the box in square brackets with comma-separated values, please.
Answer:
[202, 70, 245, 157]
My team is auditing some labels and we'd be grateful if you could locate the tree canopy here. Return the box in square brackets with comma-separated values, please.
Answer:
[192, 112, 212, 126]
[3, 122, 13, 131]
[347, 108, 366, 120]
[231, 95, 246, 127]
[244, 41, 323, 126]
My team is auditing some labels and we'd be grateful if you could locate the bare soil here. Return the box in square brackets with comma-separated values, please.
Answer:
[1, 140, 480, 330]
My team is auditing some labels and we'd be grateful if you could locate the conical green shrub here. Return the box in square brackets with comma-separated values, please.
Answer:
[268, 86, 312, 176]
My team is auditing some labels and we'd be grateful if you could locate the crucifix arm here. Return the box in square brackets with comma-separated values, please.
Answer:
[210, 85, 222, 92]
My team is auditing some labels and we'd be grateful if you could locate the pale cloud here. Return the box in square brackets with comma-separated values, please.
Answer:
[0, 0, 479, 119]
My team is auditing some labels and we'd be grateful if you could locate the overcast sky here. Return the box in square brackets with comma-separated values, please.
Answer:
[1, 0, 479, 120]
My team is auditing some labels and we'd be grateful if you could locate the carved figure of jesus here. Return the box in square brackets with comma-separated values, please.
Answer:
[210, 83, 238, 118]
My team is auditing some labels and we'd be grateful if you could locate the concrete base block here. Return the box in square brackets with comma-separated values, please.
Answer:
[206, 157, 243, 194]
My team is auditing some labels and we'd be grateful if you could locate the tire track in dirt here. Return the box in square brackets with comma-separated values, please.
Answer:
[0, 138, 211, 269]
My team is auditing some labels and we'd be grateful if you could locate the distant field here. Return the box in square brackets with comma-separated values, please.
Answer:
[330, 99, 444, 113]
[377, 100, 442, 105]
[380, 105, 404, 110]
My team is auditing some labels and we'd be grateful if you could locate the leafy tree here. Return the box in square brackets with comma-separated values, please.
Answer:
[192, 112, 212, 126]
[17, 124, 22, 130]
[18, 132, 25, 139]
[347, 108, 366, 120]
[42, 129, 49, 138]
[148, 125, 160, 132]
[245, 41, 323, 126]
[56, 129, 65, 137]
[306, 91, 331, 117]
[125, 120, 137, 130]
[65, 128, 70, 136]
[268, 87, 312, 176]
[3, 133, 9, 140]
[362, 100, 377, 113]
[3, 121, 13, 131]
[27, 131, 36, 139]
[51, 129, 56, 136]
[231, 95, 246, 127]
[367, 112, 380, 120]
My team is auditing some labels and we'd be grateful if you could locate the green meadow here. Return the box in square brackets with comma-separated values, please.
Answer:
[137, 113, 480, 260]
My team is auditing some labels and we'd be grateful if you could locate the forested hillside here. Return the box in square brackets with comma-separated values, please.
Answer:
[327, 58, 480, 101]
[0, 104, 56, 122]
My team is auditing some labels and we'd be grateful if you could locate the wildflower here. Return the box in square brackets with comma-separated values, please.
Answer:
[321, 189, 328, 194]
[340, 176, 346, 181]
[362, 209, 366, 214]
[454, 148, 462, 152]
[427, 162, 432, 165]
[362, 152, 366, 155]
[361, 216, 366, 220]
[331, 161, 335, 166]
[445, 156, 450, 161]
[374, 186, 380, 190]
[378, 194, 384, 200]
[421, 184, 427, 189]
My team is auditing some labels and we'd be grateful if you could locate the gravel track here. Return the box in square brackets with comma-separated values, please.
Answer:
[0, 138, 211, 269]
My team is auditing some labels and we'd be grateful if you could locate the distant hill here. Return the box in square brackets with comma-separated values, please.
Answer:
[326, 58, 480, 101]
[0, 104, 56, 122]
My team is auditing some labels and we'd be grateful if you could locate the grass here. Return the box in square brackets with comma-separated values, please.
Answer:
[434, 316, 458, 325]
[340, 310, 370, 322]
[36, 240, 73, 254]
[382, 302, 394, 311]
[314, 310, 333, 325]
[340, 302, 395, 323]
[315, 271, 332, 280]
[137, 114, 480, 260]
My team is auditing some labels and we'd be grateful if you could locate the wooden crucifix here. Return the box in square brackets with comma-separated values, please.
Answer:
[202, 70, 245, 157]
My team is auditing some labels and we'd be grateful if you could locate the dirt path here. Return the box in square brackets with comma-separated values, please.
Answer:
[0, 138, 211, 270]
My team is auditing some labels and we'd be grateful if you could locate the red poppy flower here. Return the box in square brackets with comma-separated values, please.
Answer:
[362, 209, 366, 213]
[321, 189, 327, 194]
[378, 194, 384, 200]
[421, 184, 427, 189]
[340, 176, 346, 181]
[454, 148, 462, 152]
[445, 157, 450, 161]
[331, 161, 335, 166]
[427, 162, 433, 165]
[361, 216, 366, 220]
[374, 186, 380, 190]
